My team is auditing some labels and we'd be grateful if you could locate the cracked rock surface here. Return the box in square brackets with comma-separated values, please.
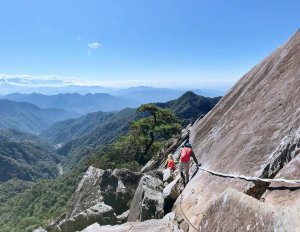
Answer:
[173, 30, 300, 231]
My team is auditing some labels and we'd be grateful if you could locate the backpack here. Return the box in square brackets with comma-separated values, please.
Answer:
[180, 147, 192, 163]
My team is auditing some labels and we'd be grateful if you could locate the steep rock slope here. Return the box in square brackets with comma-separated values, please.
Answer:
[0, 99, 78, 134]
[172, 30, 300, 231]
[81, 213, 183, 232]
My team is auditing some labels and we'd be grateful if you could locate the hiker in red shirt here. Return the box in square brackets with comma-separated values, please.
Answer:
[165, 154, 176, 172]
[179, 143, 200, 187]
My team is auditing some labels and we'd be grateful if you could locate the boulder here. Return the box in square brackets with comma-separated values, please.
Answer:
[112, 169, 143, 196]
[127, 173, 164, 222]
[262, 155, 300, 210]
[172, 30, 300, 230]
[33, 227, 48, 232]
[116, 210, 130, 224]
[164, 176, 182, 200]
[163, 176, 182, 214]
[67, 166, 142, 218]
[99, 170, 131, 215]
[81, 212, 183, 232]
[198, 188, 299, 232]
[57, 203, 116, 232]
[67, 166, 105, 218]
[81, 223, 102, 232]
[48, 166, 142, 230]
[163, 168, 174, 182]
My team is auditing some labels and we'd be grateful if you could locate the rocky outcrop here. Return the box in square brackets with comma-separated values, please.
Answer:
[116, 210, 130, 224]
[99, 169, 142, 215]
[262, 153, 300, 210]
[81, 212, 183, 232]
[172, 30, 300, 230]
[163, 176, 182, 213]
[33, 227, 47, 232]
[47, 203, 116, 232]
[198, 188, 299, 232]
[67, 166, 105, 218]
[47, 166, 142, 231]
[67, 166, 142, 218]
[127, 173, 165, 222]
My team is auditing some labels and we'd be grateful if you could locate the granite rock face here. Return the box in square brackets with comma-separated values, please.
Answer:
[198, 188, 299, 232]
[127, 173, 165, 222]
[67, 166, 142, 218]
[67, 166, 105, 218]
[33, 227, 48, 232]
[116, 210, 130, 224]
[48, 203, 116, 232]
[173, 30, 300, 230]
[262, 153, 300, 210]
[47, 166, 142, 231]
[81, 213, 183, 232]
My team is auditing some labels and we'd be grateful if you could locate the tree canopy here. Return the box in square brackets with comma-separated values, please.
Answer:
[93, 104, 181, 168]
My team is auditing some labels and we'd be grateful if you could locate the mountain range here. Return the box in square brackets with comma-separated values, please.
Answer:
[41, 92, 220, 168]
[111, 86, 223, 102]
[41, 108, 138, 169]
[156, 91, 221, 125]
[0, 75, 225, 97]
[0, 99, 78, 134]
[2, 87, 223, 119]
[2, 93, 140, 115]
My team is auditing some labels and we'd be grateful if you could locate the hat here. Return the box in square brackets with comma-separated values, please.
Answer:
[185, 143, 192, 148]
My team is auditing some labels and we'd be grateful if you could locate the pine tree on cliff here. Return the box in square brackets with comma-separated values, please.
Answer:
[92, 104, 181, 169]
[131, 104, 181, 164]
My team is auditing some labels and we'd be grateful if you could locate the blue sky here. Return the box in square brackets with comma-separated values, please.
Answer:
[0, 0, 299, 90]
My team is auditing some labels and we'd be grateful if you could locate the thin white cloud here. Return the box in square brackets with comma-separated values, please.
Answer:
[76, 36, 82, 40]
[88, 42, 101, 49]
[0, 74, 89, 87]
[0, 73, 238, 91]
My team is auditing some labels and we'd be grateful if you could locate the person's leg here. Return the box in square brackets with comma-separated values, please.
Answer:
[179, 162, 186, 187]
[181, 172, 186, 187]
[184, 162, 190, 184]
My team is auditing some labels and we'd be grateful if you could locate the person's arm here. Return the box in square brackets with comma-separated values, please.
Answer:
[191, 150, 200, 166]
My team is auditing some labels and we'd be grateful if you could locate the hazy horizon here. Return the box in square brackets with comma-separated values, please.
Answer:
[1, 1, 300, 93]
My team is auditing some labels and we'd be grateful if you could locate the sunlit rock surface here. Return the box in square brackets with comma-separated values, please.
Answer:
[173, 30, 300, 231]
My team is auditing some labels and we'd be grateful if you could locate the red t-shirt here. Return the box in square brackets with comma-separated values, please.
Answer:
[167, 159, 175, 171]
[180, 147, 193, 163]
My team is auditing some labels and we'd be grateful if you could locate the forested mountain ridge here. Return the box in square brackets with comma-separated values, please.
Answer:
[45, 108, 138, 169]
[40, 111, 113, 144]
[156, 91, 221, 125]
[0, 129, 60, 183]
[0, 99, 78, 134]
